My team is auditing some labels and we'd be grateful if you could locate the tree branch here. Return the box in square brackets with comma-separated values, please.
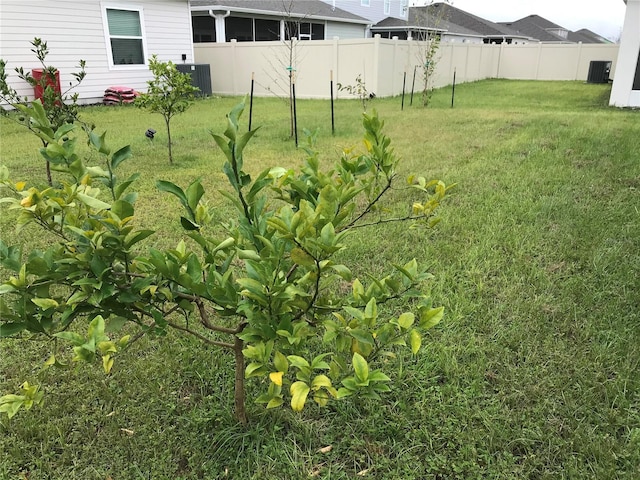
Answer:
[165, 319, 234, 349]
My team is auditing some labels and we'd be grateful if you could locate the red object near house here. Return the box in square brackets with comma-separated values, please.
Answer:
[31, 68, 61, 101]
[103, 86, 139, 105]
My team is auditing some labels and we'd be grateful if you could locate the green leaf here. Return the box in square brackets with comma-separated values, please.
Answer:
[0, 284, 17, 294]
[364, 298, 377, 320]
[349, 328, 374, 345]
[273, 351, 289, 373]
[186, 179, 205, 212]
[76, 192, 111, 211]
[237, 249, 261, 261]
[352, 352, 369, 382]
[311, 374, 332, 390]
[0, 394, 25, 419]
[330, 264, 352, 281]
[266, 397, 284, 409]
[336, 387, 355, 399]
[156, 180, 188, 209]
[287, 355, 310, 369]
[54, 331, 85, 345]
[124, 229, 154, 249]
[0, 242, 22, 272]
[114, 173, 140, 199]
[291, 248, 315, 267]
[111, 199, 134, 219]
[236, 278, 265, 297]
[397, 312, 415, 330]
[245, 362, 267, 378]
[179, 216, 200, 231]
[31, 298, 58, 310]
[290, 381, 310, 412]
[419, 306, 444, 330]
[368, 370, 391, 382]
[110, 145, 132, 170]
[0, 322, 26, 337]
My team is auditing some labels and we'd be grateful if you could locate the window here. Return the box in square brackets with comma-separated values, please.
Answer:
[633, 51, 640, 91]
[361, 0, 370, 6]
[225, 17, 280, 42]
[193, 16, 216, 43]
[226, 17, 253, 42]
[105, 7, 145, 66]
[254, 19, 280, 41]
[285, 21, 325, 41]
[400, 0, 408, 17]
[384, 0, 391, 15]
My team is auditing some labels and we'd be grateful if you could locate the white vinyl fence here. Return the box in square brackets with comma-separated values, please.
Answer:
[194, 36, 619, 99]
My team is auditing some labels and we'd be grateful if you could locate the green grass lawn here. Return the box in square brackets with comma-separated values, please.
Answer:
[1, 80, 639, 479]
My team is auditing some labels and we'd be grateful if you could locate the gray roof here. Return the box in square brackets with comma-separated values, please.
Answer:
[570, 28, 613, 44]
[499, 15, 570, 43]
[499, 15, 610, 44]
[372, 3, 528, 40]
[190, 0, 370, 24]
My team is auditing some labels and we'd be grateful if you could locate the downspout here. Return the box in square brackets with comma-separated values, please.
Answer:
[209, 9, 230, 43]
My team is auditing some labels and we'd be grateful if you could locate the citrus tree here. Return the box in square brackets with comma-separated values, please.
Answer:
[0, 100, 452, 424]
[135, 55, 199, 163]
[0, 37, 87, 185]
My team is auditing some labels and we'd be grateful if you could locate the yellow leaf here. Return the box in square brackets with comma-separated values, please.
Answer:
[269, 371, 284, 386]
[102, 355, 114, 374]
[317, 445, 333, 454]
[44, 354, 56, 369]
[356, 468, 370, 476]
[290, 381, 310, 412]
[409, 329, 421, 355]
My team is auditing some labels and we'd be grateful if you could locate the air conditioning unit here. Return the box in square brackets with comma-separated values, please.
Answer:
[176, 64, 212, 96]
[587, 61, 611, 84]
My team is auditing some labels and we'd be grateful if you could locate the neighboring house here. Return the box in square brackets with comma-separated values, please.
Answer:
[610, 0, 640, 107]
[371, 2, 531, 44]
[319, 0, 409, 25]
[569, 29, 613, 44]
[0, 0, 194, 105]
[500, 15, 612, 44]
[190, 0, 371, 42]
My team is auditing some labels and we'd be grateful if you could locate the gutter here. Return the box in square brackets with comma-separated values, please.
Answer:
[191, 5, 371, 25]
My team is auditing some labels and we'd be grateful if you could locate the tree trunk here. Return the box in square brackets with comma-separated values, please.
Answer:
[45, 159, 52, 186]
[165, 117, 173, 164]
[42, 139, 52, 186]
[233, 335, 247, 425]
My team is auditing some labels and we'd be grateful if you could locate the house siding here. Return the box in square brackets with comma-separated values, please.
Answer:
[320, 0, 407, 24]
[326, 21, 367, 39]
[0, 0, 193, 104]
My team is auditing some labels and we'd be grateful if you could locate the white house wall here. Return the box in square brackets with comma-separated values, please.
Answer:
[0, 0, 193, 104]
[610, 0, 640, 107]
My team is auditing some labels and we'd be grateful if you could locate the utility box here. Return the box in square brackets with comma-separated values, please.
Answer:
[176, 64, 212, 96]
[587, 61, 611, 84]
[32, 68, 61, 101]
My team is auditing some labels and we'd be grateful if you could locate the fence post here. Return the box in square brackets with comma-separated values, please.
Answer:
[333, 36, 339, 98]
[230, 39, 238, 95]
[373, 34, 381, 96]
[574, 42, 583, 80]
[535, 42, 543, 80]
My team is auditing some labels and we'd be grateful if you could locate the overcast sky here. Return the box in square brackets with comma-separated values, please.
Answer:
[410, 0, 627, 41]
